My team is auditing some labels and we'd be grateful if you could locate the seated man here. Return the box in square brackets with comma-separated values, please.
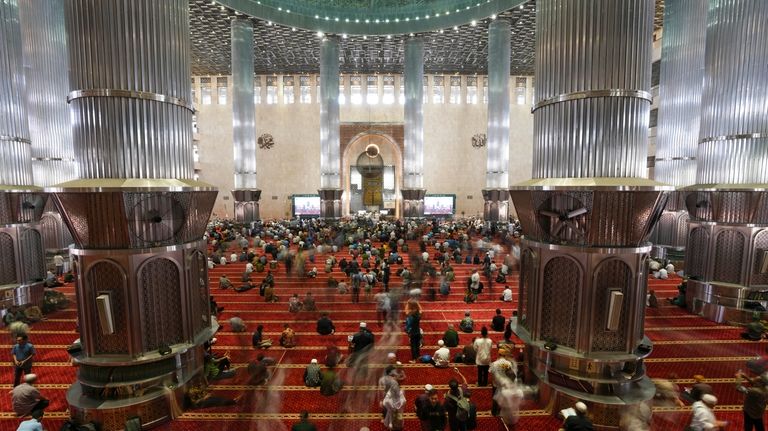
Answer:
[443, 324, 459, 348]
[288, 294, 303, 313]
[303, 292, 317, 311]
[219, 274, 233, 290]
[432, 340, 450, 368]
[264, 285, 278, 303]
[304, 359, 322, 387]
[235, 281, 255, 293]
[229, 316, 247, 333]
[501, 286, 513, 302]
[280, 323, 297, 348]
[12, 374, 49, 417]
[459, 311, 474, 333]
[205, 353, 235, 381]
[491, 309, 506, 332]
[316, 313, 336, 335]
[247, 354, 276, 385]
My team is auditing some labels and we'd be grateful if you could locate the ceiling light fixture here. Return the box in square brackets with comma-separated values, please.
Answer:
[315, 14, 319, 19]
[317, 31, 324, 37]
[386, 34, 392, 39]
[355, 18, 360, 23]
[291, 27, 296, 31]
[342, 33, 348, 39]
[395, 18, 399, 22]
[470, 20, 477, 26]
[335, 17, 339, 21]
[491, 14, 497, 19]
[363, 35, 368, 40]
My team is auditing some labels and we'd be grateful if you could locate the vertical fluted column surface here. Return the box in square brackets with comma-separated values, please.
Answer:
[696, 0, 768, 185]
[532, 0, 654, 179]
[231, 18, 257, 190]
[486, 20, 511, 189]
[319, 37, 340, 190]
[653, 0, 707, 188]
[404, 38, 425, 189]
[19, 0, 77, 187]
[0, 0, 33, 187]
[65, 0, 194, 180]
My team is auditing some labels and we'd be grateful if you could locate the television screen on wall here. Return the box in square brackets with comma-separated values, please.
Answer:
[424, 195, 455, 215]
[292, 195, 321, 217]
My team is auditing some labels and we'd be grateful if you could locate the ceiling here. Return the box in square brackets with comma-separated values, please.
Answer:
[190, 0, 665, 77]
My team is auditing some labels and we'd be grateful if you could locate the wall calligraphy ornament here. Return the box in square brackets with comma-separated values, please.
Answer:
[258, 133, 275, 149]
[471, 133, 487, 148]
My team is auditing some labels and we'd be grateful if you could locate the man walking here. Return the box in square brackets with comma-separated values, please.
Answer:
[11, 335, 35, 387]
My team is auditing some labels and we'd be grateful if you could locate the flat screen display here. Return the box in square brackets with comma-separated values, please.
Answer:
[293, 195, 321, 216]
[424, 195, 455, 215]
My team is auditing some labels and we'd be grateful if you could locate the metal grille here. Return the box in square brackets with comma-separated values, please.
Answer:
[140, 258, 183, 351]
[518, 248, 535, 330]
[676, 213, 689, 246]
[0, 232, 17, 285]
[687, 227, 710, 279]
[654, 212, 675, 246]
[713, 230, 745, 284]
[87, 261, 128, 355]
[752, 230, 768, 287]
[189, 250, 210, 334]
[591, 259, 631, 352]
[20, 229, 44, 282]
[540, 256, 580, 349]
[39, 213, 61, 251]
[125, 193, 187, 248]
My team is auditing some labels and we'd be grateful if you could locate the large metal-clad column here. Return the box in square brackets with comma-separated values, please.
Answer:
[318, 37, 342, 218]
[483, 20, 511, 223]
[509, 0, 670, 426]
[0, 0, 48, 310]
[684, 0, 768, 325]
[19, 0, 77, 253]
[230, 18, 260, 222]
[401, 37, 426, 218]
[650, 0, 708, 261]
[49, 0, 217, 428]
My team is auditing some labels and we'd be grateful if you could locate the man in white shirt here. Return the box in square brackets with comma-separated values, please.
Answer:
[502, 286, 513, 302]
[689, 394, 727, 430]
[52, 255, 65, 276]
[432, 340, 450, 368]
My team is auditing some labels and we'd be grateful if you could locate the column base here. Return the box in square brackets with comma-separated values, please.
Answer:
[400, 188, 426, 219]
[232, 189, 261, 222]
[318, 188, 343, 219]
[482, 188, 509, 222]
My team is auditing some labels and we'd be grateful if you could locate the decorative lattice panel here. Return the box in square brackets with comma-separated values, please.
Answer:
[0, 232, 17, 285]
[676, 213, 689, 245]
[655, 212, 675, 245]
[190, 250, 210, 334]
[39, 214, 60, 251]
[539, 257, 581, 348]
[140, 258, 183, 351]
[591, 259, 632, 352]
[713, 230, 745, 284]
[20, 229, 44, 282]
[87, 261, 129, 355]
[519, 249, 536, 330]
[687, 227, 710, 279]
[752, 230, 768, 286]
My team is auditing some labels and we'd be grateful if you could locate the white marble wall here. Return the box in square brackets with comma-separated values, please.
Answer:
[193, 74, 534, 219]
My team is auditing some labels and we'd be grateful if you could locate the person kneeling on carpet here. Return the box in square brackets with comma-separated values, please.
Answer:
[280, 323, 297, 348]
[304, 359, 322, 387]
[252, 325, 272, 349]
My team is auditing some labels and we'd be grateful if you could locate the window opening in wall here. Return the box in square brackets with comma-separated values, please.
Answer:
[366, 75, 379, 105]
[266, 76, 277, 104]
[515, 77, 527, 105]
[193, 173, 200, 181]
[200, 77, 212, 105]
[382, 75, 395, 105]
[449, 76, 461, 104]
[350, 75, 362, 105]
[254, 76, 261, 104]
[283, 76, 295, 104]
[192, 114, 199, 134]
[339, 77, 346, 105]
[398, 78, 405, 104]
[483, 76, 488, 104]
[190, 78, 197, 105]
[299, 76, 311, 103]
[216, 77, 227, 105]
[432, 75, 444, 104]
[423, 76, 429, 104]
[192, 144, 200, 163]
[316, 76, 320, 104]
[466, 76, 478, 104]
[530, 77, 535, 107]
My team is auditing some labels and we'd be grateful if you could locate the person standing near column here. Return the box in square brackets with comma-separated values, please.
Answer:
[473, 327, 492, 386]
[11, 335, 35, 387]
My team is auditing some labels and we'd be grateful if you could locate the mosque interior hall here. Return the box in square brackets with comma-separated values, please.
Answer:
[2, 0, 768, 430]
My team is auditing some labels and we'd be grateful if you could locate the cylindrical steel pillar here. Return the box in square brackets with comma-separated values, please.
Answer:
[509, 1, 669, 426]
[0, 0, 48, 309]
[402, 37, 426, 218]
[483, 20, 511, 222]
[683, 0, 768, 325]
[650, 0, 708, 255]
[231, 18, 260, 222]
[19, 0, 77, 253]
[318, 37, 342, 218]
[50, 1, 217, 428]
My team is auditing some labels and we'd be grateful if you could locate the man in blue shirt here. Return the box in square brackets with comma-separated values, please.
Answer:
[16, 409, 43, 431]
[11, 335, 35, 387]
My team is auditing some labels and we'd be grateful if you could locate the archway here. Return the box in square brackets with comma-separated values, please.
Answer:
[342, 132, 403, 218]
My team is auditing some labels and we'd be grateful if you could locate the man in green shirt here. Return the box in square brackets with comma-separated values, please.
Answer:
[291, 411, 317, 431]
[443, 324, 459, 348]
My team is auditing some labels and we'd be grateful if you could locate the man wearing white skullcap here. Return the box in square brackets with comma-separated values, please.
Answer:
[689, 393, 728, 430]
[563, 401, 593, 430]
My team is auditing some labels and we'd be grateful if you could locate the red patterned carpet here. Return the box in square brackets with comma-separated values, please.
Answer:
[0, 241, 761, 431]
